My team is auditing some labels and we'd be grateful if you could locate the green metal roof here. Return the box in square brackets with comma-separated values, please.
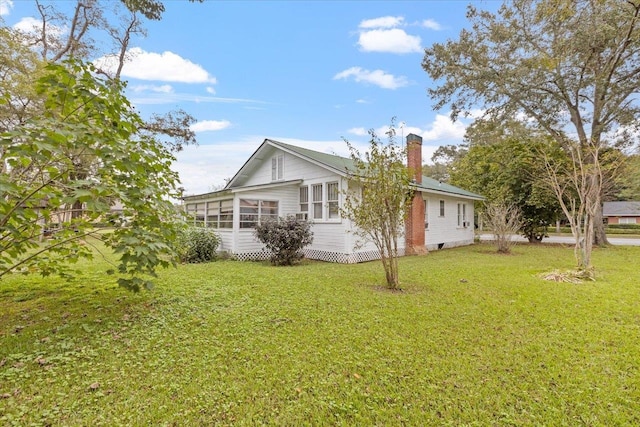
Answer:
[416, 175, 484, 200]
[270, 139, 483, 200]
[267, 140, 358, 174]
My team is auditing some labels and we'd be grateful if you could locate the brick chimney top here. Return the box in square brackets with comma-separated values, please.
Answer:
[406, 133, 423, 184]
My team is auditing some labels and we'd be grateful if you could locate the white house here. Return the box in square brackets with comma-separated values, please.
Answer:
[182, 134, 483, 263]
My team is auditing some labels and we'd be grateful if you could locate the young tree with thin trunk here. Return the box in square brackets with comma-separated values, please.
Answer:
[543, 141, 605, 276]
[485, 200, 523, 254]
[341, 125, 412, 289]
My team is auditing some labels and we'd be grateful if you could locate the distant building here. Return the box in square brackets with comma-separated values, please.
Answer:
[603, 201, 640, 225]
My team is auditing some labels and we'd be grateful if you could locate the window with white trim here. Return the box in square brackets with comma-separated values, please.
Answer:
[190, 199, 233, 229]
[312, 184, 323, 220]
[457, 203, 467, 227]
[439, 200, 445, 217]
[327, 182, 339, 219]
[185, 203, 206, 226]
[239, 199, 278, 228]
[271, 154, 284, 181]
[424, 199, 429, 229]
[206, 201, 219, 228]
[620, 217, 637, 224]
[299, 186, 308, 214]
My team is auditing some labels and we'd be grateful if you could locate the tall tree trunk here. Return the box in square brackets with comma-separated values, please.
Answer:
[593, 203, 608, 246]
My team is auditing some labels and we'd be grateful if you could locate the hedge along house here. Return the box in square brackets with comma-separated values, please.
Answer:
[182, 135, 484, 262]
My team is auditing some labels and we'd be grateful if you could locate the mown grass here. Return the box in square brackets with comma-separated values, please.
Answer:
[1, 243, 639, 425]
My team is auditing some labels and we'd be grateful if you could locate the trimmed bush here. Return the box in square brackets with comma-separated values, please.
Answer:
[254, 216, 313, 266]
[176, 227, 220, 263]
[607, 223, 640, 230]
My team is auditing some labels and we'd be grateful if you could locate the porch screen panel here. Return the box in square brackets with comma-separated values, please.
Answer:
[240, 199, 259, 229]
[206, 201, 219, 228]
[186, 204, 196, 225]
[260, 200, 278, 222]
[195, 203, 205, 227]
[219, 199, 233, 228]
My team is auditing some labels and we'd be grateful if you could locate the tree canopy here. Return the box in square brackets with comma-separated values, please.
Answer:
[450, 119, 561, 243]
[423, 0, 640, 246]
[1, 60, 181, 290]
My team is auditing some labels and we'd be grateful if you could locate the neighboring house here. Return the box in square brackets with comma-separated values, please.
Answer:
[182, 134, 484, 263]
[603, 201, 640, 225]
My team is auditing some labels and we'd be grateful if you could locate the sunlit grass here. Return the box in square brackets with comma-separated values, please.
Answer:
[1, 243, 639, 425]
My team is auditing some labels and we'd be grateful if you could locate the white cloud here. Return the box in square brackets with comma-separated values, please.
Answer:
[206, 86, 216, 95]
[333, 67, 409, 90]
[190, 120, 231, 133]
[422, 19, 443, 31]
[130, 84, 174, 93]
[94, 47, 217, 84]
[14, 16, 66, 37]
[359, 16, 404, 29]
[358, 28, 422, 54]
[0, 0, 13, 16]
[348, 127, 368, 136]
[421, 113, 468, 142]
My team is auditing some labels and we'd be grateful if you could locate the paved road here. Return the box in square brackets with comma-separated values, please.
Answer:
[478, 234, 640, 246]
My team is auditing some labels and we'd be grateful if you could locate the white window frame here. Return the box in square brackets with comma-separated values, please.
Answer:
[424, 198, 429, 229]
[301, 181, 341, 222]
[271, 154, 284, 181]
[239, 199, 279, 229]
[439, 200, 445, 217]
[619, 217, 637, 224]
[312, 184, 323, 220]
[457, 203, 467, 227]
[299, 186, 309, 214]
[327, 181, 339, 219]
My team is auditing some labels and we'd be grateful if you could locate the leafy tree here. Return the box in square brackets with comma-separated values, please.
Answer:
[542, 140, 603, 276]
[423, 144, 467, 183]
[341, 126, 412, 289]
[1, 60, 181, 291]
[423, 0, 640, 248]
[450, 120, 561, 243]
[11, 0, 198, 152]
[615, 154, 640, 201]
[484, 201, 523, 254]
[254, 216, 313, 266]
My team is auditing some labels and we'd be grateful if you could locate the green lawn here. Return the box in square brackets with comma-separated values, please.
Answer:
[1, 243, 639, 425]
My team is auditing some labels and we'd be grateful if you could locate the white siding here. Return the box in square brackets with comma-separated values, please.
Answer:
[424, 194, 475, 250]
[243, 148, 337, 187]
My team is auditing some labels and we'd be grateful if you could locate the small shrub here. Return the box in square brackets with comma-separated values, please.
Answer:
[176, 227, 220, 263]
[254, 216, 313, 266]
[607, 223, 640, 230]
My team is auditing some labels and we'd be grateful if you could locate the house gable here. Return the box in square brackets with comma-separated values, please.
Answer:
[226, 139, 353, 189]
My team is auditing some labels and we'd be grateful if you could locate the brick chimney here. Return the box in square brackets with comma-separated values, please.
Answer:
[405, 134, 427, 255]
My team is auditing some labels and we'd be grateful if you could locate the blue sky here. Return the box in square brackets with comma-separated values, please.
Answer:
[2, 0, 499, 195]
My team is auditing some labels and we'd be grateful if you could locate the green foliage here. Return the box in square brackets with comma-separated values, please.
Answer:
[423, 0, 640, 246]
[341, 124, 412, 288]
[451, 121, 561, 243]
[607, 224, 640, 230]
[2, 243, 640, 424]
[615, 154, 640, 200]
[176, 227, 220, 263]
[254, 216, 313, 266]
[0, 60, 181, 291]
